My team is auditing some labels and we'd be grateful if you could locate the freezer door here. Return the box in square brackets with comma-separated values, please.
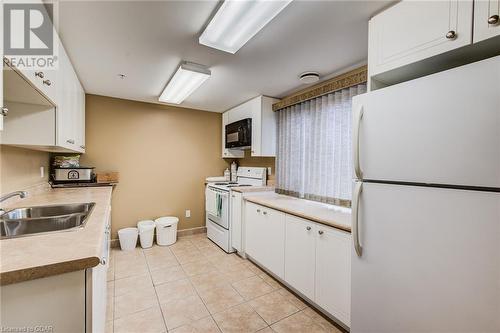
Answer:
[351, 182, 500, 332]
[352, 55, 500, 188]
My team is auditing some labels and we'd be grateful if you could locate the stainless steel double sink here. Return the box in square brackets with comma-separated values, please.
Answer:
[0, 202, 95, 239]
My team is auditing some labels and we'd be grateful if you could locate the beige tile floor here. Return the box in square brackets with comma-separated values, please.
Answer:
[106, 233, 343, 333]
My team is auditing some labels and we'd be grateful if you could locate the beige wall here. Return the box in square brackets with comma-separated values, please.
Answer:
[0, 146, 49, 195]
[82, 95, 228, 236]
[229, 150, 276, 184]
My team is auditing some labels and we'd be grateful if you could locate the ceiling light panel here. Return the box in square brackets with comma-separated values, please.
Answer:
[199, 0, 293, 54]
[159, 62, 211, 104]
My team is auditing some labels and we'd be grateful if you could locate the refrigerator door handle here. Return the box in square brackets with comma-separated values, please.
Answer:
[354, 104, 364, 179]
[352, 181, 363, 257]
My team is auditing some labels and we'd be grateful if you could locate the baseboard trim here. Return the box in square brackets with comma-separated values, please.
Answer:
[177, 226, 207, 237]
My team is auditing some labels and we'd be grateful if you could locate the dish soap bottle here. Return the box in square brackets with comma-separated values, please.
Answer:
[230, 161, 238, 182]
[224, 168, 231, 181]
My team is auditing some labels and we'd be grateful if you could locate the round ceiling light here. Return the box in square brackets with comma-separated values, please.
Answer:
[299, 72, 320, 84]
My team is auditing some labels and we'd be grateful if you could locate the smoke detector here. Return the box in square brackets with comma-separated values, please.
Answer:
[299, 72, 320, 84]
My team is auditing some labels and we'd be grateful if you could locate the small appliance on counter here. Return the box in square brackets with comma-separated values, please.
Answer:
[230, 161, 238, 182]
[53, 166, 95, 182]
[49, 155, 118, 188]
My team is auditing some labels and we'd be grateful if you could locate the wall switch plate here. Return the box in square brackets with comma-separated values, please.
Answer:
[185, 210, 191, 218]
[40, 166, 45, 178]
[267, 167, 272, 175]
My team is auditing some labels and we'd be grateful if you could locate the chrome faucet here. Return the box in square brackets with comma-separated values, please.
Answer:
[0, 191, 28, 214]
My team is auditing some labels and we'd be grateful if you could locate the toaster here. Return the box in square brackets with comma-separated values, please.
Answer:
[53, 167, 95, 182]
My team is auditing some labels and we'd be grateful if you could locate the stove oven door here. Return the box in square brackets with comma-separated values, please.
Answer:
[206, 187, 229, 229]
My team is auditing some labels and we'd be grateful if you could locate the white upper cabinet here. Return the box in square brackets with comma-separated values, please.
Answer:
[15, 67, 58, 106]
[9, 3, 58, 106]
[474, 0, 500, 42]
[368, 0, 474, 78]
[222, 95, 279, 158]
[56, 44, 85, 153]
[1, 7, 85, 153]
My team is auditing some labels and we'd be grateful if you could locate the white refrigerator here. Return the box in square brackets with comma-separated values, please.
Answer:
[351, 55, 500, 332]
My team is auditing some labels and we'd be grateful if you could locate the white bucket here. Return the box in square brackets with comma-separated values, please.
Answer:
[154, 217, 179, 246]
[118, 227, 139, 251]
[137, 220, 156, 249]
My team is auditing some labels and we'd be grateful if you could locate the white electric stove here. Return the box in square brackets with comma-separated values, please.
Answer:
[205, 167, 266, 253]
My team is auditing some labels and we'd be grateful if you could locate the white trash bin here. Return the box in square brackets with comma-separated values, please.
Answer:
[118, 227, 139, 251]
[137, 220, 156, 248]
[155, 217, 179, 246]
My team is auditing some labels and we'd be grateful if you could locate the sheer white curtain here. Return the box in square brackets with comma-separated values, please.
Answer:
[276, 84, 366, 207]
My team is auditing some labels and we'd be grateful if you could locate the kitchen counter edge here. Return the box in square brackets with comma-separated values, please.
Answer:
[244, 194, 351, 232]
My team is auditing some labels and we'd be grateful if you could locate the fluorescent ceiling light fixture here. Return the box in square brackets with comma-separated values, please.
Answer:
[199, 0, 293, 54]
[159, 62, 211, 104]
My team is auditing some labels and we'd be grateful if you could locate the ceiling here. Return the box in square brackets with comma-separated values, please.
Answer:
[57, 0, 391, 112]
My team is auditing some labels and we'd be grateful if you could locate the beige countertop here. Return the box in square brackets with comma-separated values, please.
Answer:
[244, 193, 351, 232]
[0, 187, 112, 285]
[231, 186, 275, 193]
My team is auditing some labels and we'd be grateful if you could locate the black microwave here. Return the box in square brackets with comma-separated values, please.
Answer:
[225, 118, 252, 149]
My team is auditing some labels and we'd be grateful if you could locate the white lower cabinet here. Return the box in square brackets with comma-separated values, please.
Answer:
[315, 225, 351, 326]
[0, 271, 86, 332]
[0, 207, 111, 333]
[230, 191, 243, 252]
[245, 202, 285, 279]
[284, 215, 316, 300]
[245, 201, 351, 327]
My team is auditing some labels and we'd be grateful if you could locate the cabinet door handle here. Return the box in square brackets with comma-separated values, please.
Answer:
[318, 230, 324, 235]
[488, 14, 499, 25]
[35, 71, 44, 79]
[306, 226, 311, 231]
[231, 195, 235, 198]
[43, 79, 51, 86]
[257, 209, 261, 213]
[80, 145, 85, 149]
[445, 30, 457, 40]
[1, 107, 8, 116]
[263, 211, 267, 215]
[352, 181, 363, 257]
[66, 139, 75, 144]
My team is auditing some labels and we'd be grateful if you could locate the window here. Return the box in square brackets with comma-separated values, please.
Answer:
[276, 84, 366, 207]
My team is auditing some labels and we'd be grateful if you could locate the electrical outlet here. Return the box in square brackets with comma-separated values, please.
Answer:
[267, 167, 272, 175]
[40, 166, 45, 178]
[185, 210, 191, 218]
